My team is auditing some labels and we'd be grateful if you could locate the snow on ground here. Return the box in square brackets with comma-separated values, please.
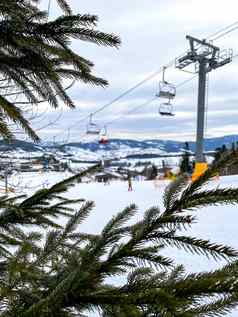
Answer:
[69, 162, 95, 170]
[65, 144, 167, 161]
[121, 156, 181, 167]
[4, 171, 238, 316]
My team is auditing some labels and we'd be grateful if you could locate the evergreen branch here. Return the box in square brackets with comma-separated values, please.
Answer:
[184, 294, 238, 317]
[177, 188, 238, 211]
[163, 175, 189, 210]
[19, 164, 100, 208]
[62, 201, 94, 237]
[183, 151, 238, 199]
[56, 0, 72, 15]
[0, 95, 39, 142]
[149, 232, 238, 260]
[102, 204, 137, 237]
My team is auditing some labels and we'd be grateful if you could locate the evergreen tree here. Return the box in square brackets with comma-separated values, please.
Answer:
[144, 164, 158, 180]
[150, 164, 158, 179]
[0, 154, 237, 316]
[214, 146, 222, 162]
[180, 142, 191, 174]
[0, 0, 120, 141]
[232, 142, 236, 153]
[2, 2, 238, 317]
[214, 144, 231, 165]
[221, 144, 228, 152]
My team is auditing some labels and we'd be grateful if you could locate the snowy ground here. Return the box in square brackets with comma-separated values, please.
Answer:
[4, 171, 238, 316]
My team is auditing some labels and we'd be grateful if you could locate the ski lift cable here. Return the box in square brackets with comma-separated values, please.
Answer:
[169, 20, 238, 65]
[62, 64, 196, 133]
[62, 21, 238, 134]
[60, 42, 235, 143]
[62, 75, 196, 144]
[208, 21, 238, 41]
[13, 80, 75, 105]
[61, 75, 198, 145]
[106, 97, 157, 126]
[62, 67, 169, 131]
[35, 108, 64, 132]
[99, 20, 238, 127]
[201, 52, 238, 140]
[5, 21, 234, 103]
[53, 21, 238, 144]
[104, 75, 197, 128]
[63, 75, 197, 143]
[211, 24, 238, 41]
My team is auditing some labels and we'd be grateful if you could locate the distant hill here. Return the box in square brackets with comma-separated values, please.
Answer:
[0, 135, 238, 158]
[60, 135, 238, 153]
[0, 140, 43, 152]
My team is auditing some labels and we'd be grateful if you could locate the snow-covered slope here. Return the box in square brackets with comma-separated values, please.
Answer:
[4, 172, 238, 316]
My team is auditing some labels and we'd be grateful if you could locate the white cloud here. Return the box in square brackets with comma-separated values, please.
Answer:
[36, 0, 238, 142]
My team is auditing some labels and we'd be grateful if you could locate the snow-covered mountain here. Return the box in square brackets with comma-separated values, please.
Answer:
[0, 135, 238, 160]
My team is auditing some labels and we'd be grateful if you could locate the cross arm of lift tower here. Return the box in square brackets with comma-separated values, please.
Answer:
[176, 35, 233, 180]
[176, 35, 233, 73]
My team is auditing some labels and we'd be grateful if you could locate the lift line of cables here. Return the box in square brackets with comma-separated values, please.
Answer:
[105, 75, 197, 128]
[59, 54, 238, 144]
[50, 19, 238, 142]
[67, 74, 198, 145]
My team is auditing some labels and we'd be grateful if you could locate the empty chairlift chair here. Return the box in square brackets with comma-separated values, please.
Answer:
[156, 66, 176, 99]
[159, 101, 175, 116]
[156, 66, 176, 117]
[86, 114, 100, 135]
[157, 81, 176, 99]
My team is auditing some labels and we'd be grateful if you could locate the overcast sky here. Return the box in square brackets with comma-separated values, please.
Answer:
[35, 0, 238, 142]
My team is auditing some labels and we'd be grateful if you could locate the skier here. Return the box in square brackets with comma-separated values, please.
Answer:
[127, 172, 133, 191]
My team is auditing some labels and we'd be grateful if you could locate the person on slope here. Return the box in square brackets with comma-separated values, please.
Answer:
[127, 172, 133, 191]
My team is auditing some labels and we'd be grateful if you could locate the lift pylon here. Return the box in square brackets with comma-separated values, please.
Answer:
[176, 35, 233, 181]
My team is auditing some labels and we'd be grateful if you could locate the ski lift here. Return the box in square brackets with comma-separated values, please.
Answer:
[99, 137, 108, 145]
[86, 114, 100, 135]
[159, 101, 175, 117]
[157, 82, 176, 99]
[99, 126, 109, 144]
[156, 66, 176, 99]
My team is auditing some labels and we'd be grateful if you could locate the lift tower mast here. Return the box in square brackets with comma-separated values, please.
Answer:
[176, 36, 233, 180]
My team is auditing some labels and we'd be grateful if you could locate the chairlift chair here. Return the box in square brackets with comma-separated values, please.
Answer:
[156, 66, 176, 99]
[157, 81, 176, 99]
[99, 137, 108, 144]
[159, 102, 175, 117]
[86, 114, 100, 135]
[99, 126, 109, 144]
